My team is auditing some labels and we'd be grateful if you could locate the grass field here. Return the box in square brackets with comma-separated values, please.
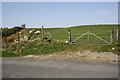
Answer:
[2, 25, 119, 57]
[23, 25, 118, 44]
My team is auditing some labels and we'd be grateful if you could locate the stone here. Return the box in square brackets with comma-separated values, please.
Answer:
[23, 36, 29, 41]
[14, 40, 19, 43]
[34, 31, 41, 34]
[29, 30, 33, 34]
[112, 47, 115, 50]
[65, 41, 69, 43]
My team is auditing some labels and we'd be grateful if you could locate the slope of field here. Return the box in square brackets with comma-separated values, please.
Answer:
[23, 25, 118, 44]
[2, 25, 119, 57]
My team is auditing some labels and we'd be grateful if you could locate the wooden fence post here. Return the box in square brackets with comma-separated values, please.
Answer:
[42, 26, 44, 42]
[50, 30, 53, 43]
[68, 30, 71, 43]
[110, 28, 113, 44]
[116, 28, 118, 41]
[118, 26, 120, 40]
[111, 28, 118, 41]
[88, 31, 90, 44]
[17, 34, 20, 42]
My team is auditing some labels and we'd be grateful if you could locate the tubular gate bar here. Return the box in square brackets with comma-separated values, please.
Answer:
[68, 30, 112, 45]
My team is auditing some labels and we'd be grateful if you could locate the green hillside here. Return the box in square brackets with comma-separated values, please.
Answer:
[23, 25, 118, 43]
[2, 25, 119, 57]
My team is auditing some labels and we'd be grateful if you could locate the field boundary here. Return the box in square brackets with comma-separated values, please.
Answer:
[68, 29, 116, 45]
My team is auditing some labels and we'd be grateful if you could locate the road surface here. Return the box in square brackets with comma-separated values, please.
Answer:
[2, 57, 118, 78]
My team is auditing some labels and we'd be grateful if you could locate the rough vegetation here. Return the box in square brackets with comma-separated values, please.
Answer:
[1, 25, 120, 63]
[1, 27, 24, 37]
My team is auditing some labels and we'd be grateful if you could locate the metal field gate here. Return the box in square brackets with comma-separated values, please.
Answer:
[68, 29, 117, 45]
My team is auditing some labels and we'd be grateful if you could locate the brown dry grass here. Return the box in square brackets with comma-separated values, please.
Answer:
[2, 29, 24, 43]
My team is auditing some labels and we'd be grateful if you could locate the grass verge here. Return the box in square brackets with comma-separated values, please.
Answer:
[2, 40, 119, 57]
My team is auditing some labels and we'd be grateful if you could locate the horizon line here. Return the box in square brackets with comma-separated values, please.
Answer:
[3, 23, 119, 29]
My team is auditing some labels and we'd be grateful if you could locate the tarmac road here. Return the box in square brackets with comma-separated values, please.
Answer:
[2, 57, 118, 78]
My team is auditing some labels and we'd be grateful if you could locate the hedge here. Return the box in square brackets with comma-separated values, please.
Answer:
[1, 27, 24, 37]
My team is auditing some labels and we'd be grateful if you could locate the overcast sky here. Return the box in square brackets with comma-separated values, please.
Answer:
[2, 2, 118, 28]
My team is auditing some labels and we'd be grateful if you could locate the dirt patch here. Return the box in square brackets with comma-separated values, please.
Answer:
[23, 50, 118, 63]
